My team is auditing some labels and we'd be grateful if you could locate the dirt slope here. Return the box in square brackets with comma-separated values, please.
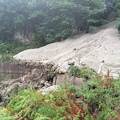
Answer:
[14, 22, 120, 77]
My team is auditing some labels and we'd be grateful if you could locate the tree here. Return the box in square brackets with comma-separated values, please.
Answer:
[0, 0, 108, 45]
[34, 0, 107, 45]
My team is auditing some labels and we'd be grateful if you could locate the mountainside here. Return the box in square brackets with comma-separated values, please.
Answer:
[14, 22, 120, 77]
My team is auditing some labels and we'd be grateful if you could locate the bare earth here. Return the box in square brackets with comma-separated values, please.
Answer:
[14, 22, 120, 77]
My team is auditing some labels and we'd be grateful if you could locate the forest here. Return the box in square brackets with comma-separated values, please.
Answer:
[0, 0, 119, 47]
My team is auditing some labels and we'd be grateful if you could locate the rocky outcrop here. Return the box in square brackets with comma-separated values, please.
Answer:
[14, 31, 34, 44]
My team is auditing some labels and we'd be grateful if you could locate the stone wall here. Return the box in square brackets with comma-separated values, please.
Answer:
[0, 61, 45, 80]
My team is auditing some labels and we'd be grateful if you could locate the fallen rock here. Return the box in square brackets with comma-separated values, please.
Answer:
[40, 85, 59, 95]
[44, 81, 51, 87]
[53, 73, 86, 88]
[73, 77, 85, 88]
[0, 67, 55, 106]
[53, 74, 69, 85]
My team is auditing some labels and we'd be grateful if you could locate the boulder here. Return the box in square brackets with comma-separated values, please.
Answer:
[53, 74, 86, 88]
[53, 74, 69, 85]
[40, 85, 59, 95]
[73, 77, 85, 88]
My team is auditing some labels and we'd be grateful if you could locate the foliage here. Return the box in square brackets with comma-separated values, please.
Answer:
[79, 70, 120, 120]
[0, 108, 14, 120]
[0, 0, 120, 45]
[0, 0, 113, 46]
[68, 66, 96, 80]
[0, 41, 33, 61]
[0, 86, 87, 120]
[0, 68, 120, 120]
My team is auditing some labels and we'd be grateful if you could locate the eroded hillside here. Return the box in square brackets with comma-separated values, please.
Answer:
[14, 22, 120, 77]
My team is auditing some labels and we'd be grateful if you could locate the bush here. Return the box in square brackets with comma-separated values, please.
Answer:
[79, 73, 120, 119]
[68, 66, 96, 80]
[0, 86, 86, 120]
[0, 41, 33, 61]
[0, 68, 120, 120]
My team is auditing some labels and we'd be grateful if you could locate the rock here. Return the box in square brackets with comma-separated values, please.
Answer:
[53, 74, 85, 88]
[68, 60, 75, 65]
[48, 81, 52, 84]
[44, 82, 51, 87]
[68, 76, 75, 82]
[40, 85, 59, 95]
[107, 11, 117, 22]
[40, 80, 45, 85]
[14, 31, 34, 43]
[0, 66, 55, 105]
[31, 69, 40, 77]
[53, 74, 69, 85]
[73, 77, 85, 87]
[59, 63, 70, 73]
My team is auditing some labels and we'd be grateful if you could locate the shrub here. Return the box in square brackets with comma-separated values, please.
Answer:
[0, 41, 33, 61]
[0, 69, 120, 120]
[79, 72, 120, 119]
[0, 86, 86, 120]
[68, 66, 96, 80]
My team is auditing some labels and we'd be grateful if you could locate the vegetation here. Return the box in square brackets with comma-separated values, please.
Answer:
[68, 66, 96, 80]
[0, 41, 33, 61]
[0, 67, 120, 120]
[0, 0, 120, 119]
[0, 0, 119, 46]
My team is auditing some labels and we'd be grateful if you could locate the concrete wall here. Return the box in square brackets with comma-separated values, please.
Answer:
[0, 61, 41, 80]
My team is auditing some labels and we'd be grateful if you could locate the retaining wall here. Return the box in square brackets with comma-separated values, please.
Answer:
[0, 61, 44, 80]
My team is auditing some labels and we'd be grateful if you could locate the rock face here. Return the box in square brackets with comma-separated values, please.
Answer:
[14, 22, 120, 77]
[14, 31, 34, 43]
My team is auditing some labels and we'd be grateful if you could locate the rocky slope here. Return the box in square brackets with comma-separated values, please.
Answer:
[14, 22, 120, 77]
